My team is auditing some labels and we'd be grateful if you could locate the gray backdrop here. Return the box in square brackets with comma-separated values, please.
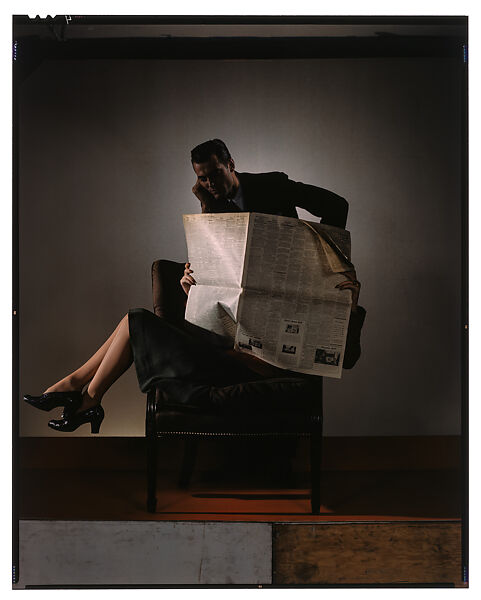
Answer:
[19, 57, 463, 436]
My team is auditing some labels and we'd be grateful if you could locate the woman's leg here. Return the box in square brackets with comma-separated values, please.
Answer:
[77, 314, 133, 412]
[44, 318, 125, 394]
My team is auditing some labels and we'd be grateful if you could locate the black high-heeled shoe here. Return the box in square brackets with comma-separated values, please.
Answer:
[48, 405, 104, 434]
[23, 391, 82, 412]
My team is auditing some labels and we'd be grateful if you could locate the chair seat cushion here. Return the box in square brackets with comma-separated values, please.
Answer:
[153, 377, 321, 434]
[154, 410, 315, 435]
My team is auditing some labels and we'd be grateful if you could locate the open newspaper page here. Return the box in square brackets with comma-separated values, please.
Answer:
[183, 212, 353, 378]
[183, 213, 249, 340]
[235, 213, 352, 378]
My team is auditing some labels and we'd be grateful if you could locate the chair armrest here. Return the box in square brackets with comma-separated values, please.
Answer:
[343, 305, 366, 369]
[151, 259, 186, 324]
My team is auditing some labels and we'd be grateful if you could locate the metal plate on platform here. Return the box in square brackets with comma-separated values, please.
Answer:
[17, 520, 272, 587]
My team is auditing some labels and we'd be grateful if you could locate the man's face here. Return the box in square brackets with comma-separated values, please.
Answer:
[192, 154, 236, 200]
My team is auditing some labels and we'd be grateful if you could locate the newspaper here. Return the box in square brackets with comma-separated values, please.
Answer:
[183, 212, 354, 378]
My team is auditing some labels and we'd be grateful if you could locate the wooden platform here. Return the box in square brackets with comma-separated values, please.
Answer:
[14, 436, 466, 587]
[15, 519, 463, 588]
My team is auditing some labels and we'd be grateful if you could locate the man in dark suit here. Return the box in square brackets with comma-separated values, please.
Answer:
[186, 138, 365, 370]
[190, 138, 349, 228]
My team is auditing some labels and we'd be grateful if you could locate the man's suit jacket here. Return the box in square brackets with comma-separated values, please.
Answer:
[237, 171, 349, 229]
[200, 171, 348, 229]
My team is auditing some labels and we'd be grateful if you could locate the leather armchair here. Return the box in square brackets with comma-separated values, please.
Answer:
[145, 259, 363, 514]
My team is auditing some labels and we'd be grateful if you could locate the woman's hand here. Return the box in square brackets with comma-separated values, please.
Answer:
[336, 270, 361, 312]
[180, 262, 196, 296]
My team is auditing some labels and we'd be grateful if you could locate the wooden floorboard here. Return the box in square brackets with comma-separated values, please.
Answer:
[273, 522, 464, 586]
[19, 436, 462, 471]
[19, 467, 461, 522]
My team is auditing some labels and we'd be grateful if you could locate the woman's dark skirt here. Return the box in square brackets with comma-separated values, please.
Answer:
[128, 308, 261, 406]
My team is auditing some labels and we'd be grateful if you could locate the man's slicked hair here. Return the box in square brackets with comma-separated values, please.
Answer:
[191, 139, 232, 166]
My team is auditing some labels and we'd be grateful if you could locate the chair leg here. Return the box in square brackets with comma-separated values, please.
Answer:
[310, 432, 322, 515]
[178, 438, 198, 489]
[309, 379, 323, 515]
[147, 434, 158, 513]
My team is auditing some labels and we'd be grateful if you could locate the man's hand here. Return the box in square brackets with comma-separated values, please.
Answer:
[180, 262, 196, 296]
[192, 180, 210, 202]
[192, 180, 229, 213]
[336, 270, 361, 312]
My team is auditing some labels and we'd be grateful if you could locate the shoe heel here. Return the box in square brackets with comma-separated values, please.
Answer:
[90, 405, 104, 434]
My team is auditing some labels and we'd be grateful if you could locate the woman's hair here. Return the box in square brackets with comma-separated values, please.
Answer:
[191, 139, 232, 165]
